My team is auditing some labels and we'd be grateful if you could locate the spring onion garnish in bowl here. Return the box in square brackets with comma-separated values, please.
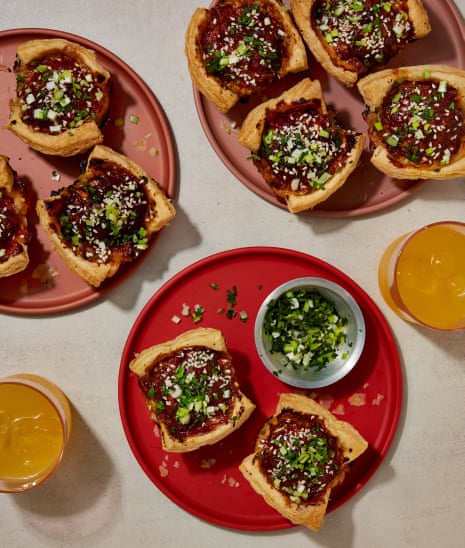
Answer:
[254, 278, 366, 388]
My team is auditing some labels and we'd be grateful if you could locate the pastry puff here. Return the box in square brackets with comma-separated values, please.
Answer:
[8, 38, 111, 156]
[36, 145, 175, 287]
[240, 393, 368, 531]
[238, 77, 365, 212]
[358, 64, 465, 179]
[130, 328, 256, 453]
[291, 0, 431, 87]
[0, 155, 30, 277]
[185, 0, 308, 112]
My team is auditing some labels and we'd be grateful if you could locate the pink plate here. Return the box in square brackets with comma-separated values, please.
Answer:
[119, 247, 402, 531]
[0, 28, 176, 315]
[193, 0, 465, 216]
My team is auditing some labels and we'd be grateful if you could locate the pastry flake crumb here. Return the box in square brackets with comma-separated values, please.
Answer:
[132, 134, 152, 151]
[348, 393, 366, 407]
[200, 458, 216, 470]
[19, 280, 29, 295]
[316, 394, 334, 409]
[221, 474, 240, 488]
[32, 263, 58, 288]
[332, 403, 345, 415]
[133, 138, 148, 151]
[220, 118, 239, 135]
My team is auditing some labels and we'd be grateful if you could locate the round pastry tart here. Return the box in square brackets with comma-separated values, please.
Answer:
[239, 393, 368, 531]
[358, 64, 465, 179]
[8, 38, 111, 156]
[238, 77, 365, 212]
[291, 0, 431, 86]
[36, 145, 176, 287]
[129, 327, 256, 453]
[0, 155, 31, 277]
[185, 0, 308, 112]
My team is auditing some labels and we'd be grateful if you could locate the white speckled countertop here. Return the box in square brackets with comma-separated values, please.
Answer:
[1, 1, 464, 547]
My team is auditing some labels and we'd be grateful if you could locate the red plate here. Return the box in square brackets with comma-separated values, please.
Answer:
[0, 28, 176, 315]
[193, 0, 465, 216]
[119, 247, 402, 531]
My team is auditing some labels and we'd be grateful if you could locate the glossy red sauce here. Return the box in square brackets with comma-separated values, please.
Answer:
[200, 1, 288, 96]
[0, 179, 30, 263]
[254, 100, 357, 194]
[312, 0, 414, 77]
[257, 409, 345, 504]
[45, 160, 150, 264]
[372, 78, 464, 167]
[16, 53, 108, 134]
[139, 346, 239, 442]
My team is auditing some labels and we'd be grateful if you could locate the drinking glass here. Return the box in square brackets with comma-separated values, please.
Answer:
[378, 221, 465, 331]
[0, 374, 72, 493]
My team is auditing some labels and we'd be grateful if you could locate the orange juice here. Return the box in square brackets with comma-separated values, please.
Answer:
[0, 375, 71, 492]
[378, 222, 465, 331]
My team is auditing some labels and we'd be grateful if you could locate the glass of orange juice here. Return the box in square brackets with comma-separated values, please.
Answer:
[0, 374, 72, 493]
[378, 221, 465, 331]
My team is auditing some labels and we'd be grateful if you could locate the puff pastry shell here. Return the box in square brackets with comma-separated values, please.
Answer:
[129, 328, 255, 452]
[291, 0, 431, 86]
[240, 393, 368, 531]
[185, 0, 308, 112]
[358, 64, 465, 179]
[0, 156, 30, 277]
[238, 77, 365, 212]
[8, 38, 111, 156]
[36, 145, 175, 287]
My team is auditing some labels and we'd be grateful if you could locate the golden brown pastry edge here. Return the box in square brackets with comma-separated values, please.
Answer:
[129, 327, 256, 453]
[36, 145, 176, 287]
[8, 38, 111, 157]
[0, 155, 30, 277]
[239, 393, 368, 531]
[238, 77, 365, 212]
[185, 0, 309, 112]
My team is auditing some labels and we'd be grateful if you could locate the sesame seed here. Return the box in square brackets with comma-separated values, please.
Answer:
[201, 2, 286, 93]
[313, 0, 415, 75]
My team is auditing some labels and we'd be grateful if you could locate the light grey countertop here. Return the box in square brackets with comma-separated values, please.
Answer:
[1, 1, 464, 547]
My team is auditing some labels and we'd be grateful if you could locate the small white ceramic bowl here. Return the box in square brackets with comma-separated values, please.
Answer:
[254, 277, 366, 388]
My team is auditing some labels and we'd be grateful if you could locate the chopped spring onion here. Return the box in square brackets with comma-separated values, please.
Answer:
[239, 311, 248, 323]
[386, 134, 399, 147]
[263, 289, 347, 371]
[191, 304, 205, 323]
